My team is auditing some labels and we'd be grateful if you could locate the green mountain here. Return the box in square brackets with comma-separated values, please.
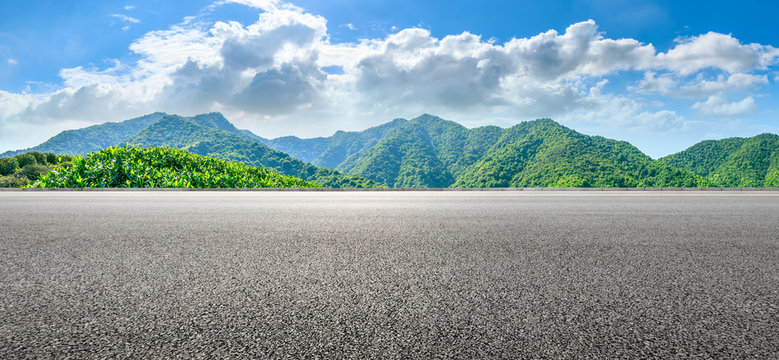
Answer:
[330, 115, 706, 188]
[260, 118, 409, 169]
[0, 112, 167, 157]
[453, 119, 705, 188]
[127, 115, 380, 188]
[659, 134, 779, 187]
[5, 111, 776, 188]
[0, 112, 249, 158]
[30, 146, 317, 189]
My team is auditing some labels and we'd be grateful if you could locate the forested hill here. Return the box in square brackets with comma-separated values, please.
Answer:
[127, 115, 380, 188]
[659, 133, 779, 187]
[259, 118, 409, 169]
[333, 115, 706, 188]
[3, 111, 777, 188]
[0, 112, 167, 157]
[0, 112, 247, 158]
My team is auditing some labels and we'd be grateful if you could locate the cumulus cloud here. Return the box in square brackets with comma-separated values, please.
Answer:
[1, 0, 777, 151]
[630, 71, 677, 94]
[657, 32, 779, 75]
[679, 73, 767, 97]
[692, 93, 757, 117]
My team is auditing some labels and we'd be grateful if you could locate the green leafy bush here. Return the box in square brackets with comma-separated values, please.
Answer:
[0, 157, 18, 176]
[0, 174, 29, 188]
[15, 154, 36, 168]
[28, 151, 48, 165]
[18, 164, 51, 181]
[45, 153, 58, 164]
[30, 146, 320, 189]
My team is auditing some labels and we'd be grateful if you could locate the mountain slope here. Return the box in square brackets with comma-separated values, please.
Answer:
[0, 112, 167, 157]
[260, 118, 409, 168]
[659, 133, 779, 187]
[338, 116, 707, 188]
[455, 119, 705, 187]
[127, 116, 380, 188]
[339, 122, 455, 188]
[0, 112, 258, 158]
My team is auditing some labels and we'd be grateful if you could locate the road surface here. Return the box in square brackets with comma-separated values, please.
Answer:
[1, 191, 777, 358]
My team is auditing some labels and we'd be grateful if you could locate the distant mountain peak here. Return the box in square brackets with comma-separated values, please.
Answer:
[412, 113, 445, 122]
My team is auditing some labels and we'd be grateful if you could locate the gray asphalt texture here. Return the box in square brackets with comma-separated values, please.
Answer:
[1, 191, 777, 359]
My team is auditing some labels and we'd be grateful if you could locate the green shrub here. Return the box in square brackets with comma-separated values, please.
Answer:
[45, 153, 58, 164]
[0, 158, 18, 176]
[28, 151, 47, 165]
[59, 154, 74, 163]
[0, 174, 30, 188]
[30, 146, 321, 188]
[15, 154, 36, 168]
[19, 164, 51, 181]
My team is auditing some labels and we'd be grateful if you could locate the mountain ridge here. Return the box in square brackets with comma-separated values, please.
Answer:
[3, 111, 777, 188]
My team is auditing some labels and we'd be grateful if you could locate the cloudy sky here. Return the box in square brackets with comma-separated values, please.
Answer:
[1, 0, 778, 157]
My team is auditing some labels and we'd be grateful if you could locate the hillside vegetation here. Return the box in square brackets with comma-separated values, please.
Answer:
[0, 113, 167, 157]
[30, 146, 318, 189]
[0, 152, 74, 187]
[659, 133, 779, 187]
[4, 111, 776, 188]
[261, 118, 409, 168]
[127, 115, 381, 188]
[335, 115, 708, 188]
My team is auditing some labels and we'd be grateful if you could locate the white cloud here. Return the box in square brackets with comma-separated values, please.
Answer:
[679, 72, 767, 97]
[1, 0, 777, 151]
[111, 14, 140, 24]
[657, 32, 779, 75]
[7, 58, 17, 65]
[124, 5, 135, 11]
[216, 0, 300, 12]
[344, 23, 356, 31]
[692, 93, 758, 117]
[630, 71, 677, 94]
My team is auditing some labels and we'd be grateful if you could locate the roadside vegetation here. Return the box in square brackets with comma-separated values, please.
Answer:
[0, 152, 74, 187]
[27, 146, 319, 189]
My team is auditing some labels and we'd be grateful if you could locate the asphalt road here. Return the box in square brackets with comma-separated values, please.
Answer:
[1, 191, 777, 359]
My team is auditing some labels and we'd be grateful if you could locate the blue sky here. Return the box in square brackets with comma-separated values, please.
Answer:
[1, 0, 778, 157]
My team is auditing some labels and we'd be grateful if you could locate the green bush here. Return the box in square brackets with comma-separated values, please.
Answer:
[29, 151, 47, 165]
[45, 153, 58, 165]
[18, 164, 51, 181]
[0, 158, 18, 176]
[0, 174, 30, 188]
[30, 146, 321, 188]
[15, 154, 36, 168]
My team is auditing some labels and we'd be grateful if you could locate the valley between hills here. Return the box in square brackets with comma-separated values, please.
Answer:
[1, 112, 778, 188]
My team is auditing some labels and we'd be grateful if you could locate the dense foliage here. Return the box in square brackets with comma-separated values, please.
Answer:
[30, 146, 318, 188]
[127, 116, 381, 188]
[659, 134, 779, 187]
[0, 152, 73, 187]
[454, 120, 707, 188]
[332, 115, 708, 188]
